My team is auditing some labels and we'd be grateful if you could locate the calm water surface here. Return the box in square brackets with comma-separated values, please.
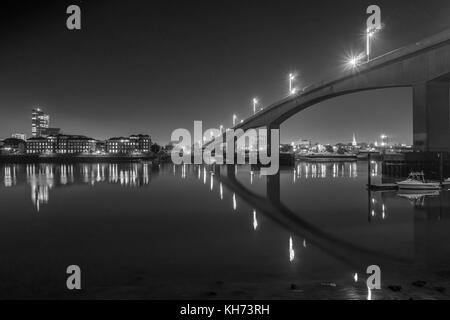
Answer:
[1, 161, 450, 299]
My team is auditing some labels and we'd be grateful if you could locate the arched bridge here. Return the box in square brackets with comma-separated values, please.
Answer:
[232, 28, 450, 152]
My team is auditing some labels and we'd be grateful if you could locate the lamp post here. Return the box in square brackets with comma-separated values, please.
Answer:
[253, 98, 258, 115]
[366, 28, 374, 62]
[289, 74, 296, 95]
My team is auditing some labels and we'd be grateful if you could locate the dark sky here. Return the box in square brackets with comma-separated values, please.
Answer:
[1, 0, 449, 145]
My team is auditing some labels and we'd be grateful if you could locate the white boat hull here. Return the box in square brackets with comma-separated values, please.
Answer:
[397, 183, 441, 190]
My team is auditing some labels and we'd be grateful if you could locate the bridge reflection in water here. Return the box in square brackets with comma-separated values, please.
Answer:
[1, 162, 450, 299]
[186, 162, 450, 291]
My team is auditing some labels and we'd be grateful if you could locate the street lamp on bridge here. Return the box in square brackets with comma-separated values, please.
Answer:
[253, 98, 258, 115]
[345, 53, 365, 70]
[366, 5, 382, 62]
[289, 73, 297, 95]
[366, 28, 376, 62]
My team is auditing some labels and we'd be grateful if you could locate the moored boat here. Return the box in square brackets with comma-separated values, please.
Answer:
[396, 172, 441, 190]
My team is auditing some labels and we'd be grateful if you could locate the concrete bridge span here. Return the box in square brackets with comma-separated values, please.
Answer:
[232, 28, 450, 152]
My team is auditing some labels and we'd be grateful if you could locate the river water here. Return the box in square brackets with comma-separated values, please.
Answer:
[0, 161, 449, 299]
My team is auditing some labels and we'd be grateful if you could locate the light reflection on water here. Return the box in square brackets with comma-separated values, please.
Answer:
[3, 163, 152, 211]
[0, 161, 450, 299]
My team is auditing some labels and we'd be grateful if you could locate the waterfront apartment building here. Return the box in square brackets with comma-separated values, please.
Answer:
[31, 108, 61, 137]
[106, 134, 151, 154]
[26, 134, 96, 155]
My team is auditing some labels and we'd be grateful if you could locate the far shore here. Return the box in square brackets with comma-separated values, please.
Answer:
[0, 154, 161, 163]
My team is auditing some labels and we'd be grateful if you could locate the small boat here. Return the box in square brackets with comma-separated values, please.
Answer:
[396, 172, 441, 190]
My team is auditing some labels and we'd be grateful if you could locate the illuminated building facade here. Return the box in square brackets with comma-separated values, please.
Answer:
[31, 108, 50, 137]
[106, 134, 151, 154]
[31, 108, 60, 137]
[26, 135, 96, 154]
[26, 137, 54, 154]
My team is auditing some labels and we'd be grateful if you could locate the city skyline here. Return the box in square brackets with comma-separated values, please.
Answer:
[1, 1, 449, 145]
[3, 106, 410, 146]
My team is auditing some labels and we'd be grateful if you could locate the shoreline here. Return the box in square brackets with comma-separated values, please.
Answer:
[0, 154, 158, 163]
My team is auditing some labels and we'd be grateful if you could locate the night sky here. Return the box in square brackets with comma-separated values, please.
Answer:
[1, 0, 449, 145]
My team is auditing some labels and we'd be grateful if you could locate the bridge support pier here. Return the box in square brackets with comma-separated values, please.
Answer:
[413, 81, 450, 152]
[266, 123, 280, 157]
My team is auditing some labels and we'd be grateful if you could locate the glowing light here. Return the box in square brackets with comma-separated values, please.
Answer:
[303, 239, 307, 248]
[367, 29, 372, 61]
[345, 53, 365, 70]
[233, 114, 237, 127]
[203, 167, 207, 184]
[220, 182, 223, 200]
[289, 73, 297, 95]
[349, 57, 359, 68]
[354, 273, 358, 282]
[289, 237, 295, 262]
[253, 98, 258, 115]
[367, 287, 372, 300]
[253, 210, 258, 230]
[233, 193, 237, 210]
